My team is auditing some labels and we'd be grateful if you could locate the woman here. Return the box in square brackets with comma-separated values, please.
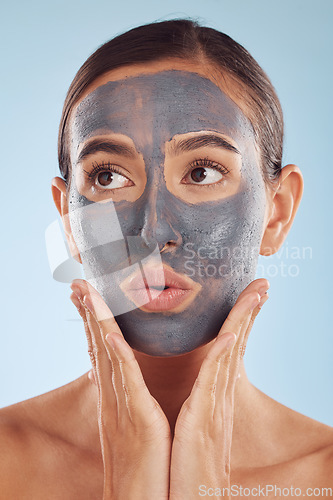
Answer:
[0, 19, 332, 499]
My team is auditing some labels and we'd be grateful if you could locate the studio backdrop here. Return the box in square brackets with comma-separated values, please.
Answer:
[1, 0, 332, 425]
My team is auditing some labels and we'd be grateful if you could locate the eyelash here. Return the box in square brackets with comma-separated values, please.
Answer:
[83, 158, 230, 191]
[183, 158, 230, 186]
[83, 161, 125, 182]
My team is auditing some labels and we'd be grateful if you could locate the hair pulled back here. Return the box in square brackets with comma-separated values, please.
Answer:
[58, 19, 283, 185]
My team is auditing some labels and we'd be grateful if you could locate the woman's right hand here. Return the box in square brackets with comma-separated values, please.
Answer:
[70, 279, 171, 500]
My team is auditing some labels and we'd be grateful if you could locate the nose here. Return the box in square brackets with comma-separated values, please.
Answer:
[139, 186, 182, 253]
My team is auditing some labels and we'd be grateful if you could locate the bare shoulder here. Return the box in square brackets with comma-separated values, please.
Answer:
[0, 374, 103, 499]
[0, 405, 32, 498]
[244, 386, 333, 476]
[235, 389, 333, 496]
[0, 373, 87, 442]
[282, 436, 333, 495]
[317, 440, 333, 472]
[283, 404, 333, 460]
[268, 391, 333, 486]
[255, 385, 333, 456]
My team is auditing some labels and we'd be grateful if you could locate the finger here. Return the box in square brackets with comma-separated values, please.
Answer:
[88, 369, 97, 385]
[228, 285, 270, 382]
[70, 291, 84, 318]
[83, 296, 133, 417]
[241, 292, 269, 355]
[228, 291, 270, 394]
[183, 332, 236, 424]
[72, 279, 124, 338]
[232, 278, 270, 308]
[70, 292, 97, 376]
[82, 303, 118, 411]
[71, 280, 132, 419]
[226, 292, 260, 375]
[71, 287, 125, 442]
[219, 278, 270, 356]
[214, 286, 267, 414]
[218, 291, 260, 341]
[106, 332, 165, 426]
[71, 280, 121, 378]
[236, 280, 270, 348]
[70, 291, 117, 425]
[83, 285, 163, 426]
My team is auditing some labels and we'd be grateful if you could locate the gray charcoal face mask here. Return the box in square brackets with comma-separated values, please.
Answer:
[68, 70, 266, 357]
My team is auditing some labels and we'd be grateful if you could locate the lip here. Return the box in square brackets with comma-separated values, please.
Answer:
[120, 263, 202, 313]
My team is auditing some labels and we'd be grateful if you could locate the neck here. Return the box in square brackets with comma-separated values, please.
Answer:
[134, 347, 278, 469]
[133, 342, 253, 438]
[83, 342, 278, 469]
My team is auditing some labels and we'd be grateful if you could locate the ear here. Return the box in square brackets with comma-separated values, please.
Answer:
[260, 164, 304, 256]
[51, 177, 82, 264]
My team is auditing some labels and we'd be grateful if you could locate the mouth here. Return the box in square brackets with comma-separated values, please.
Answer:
[120, 263, 202, 313]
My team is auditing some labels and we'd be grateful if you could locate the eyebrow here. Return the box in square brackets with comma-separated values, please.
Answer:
[170, 134, 241, 156]
[77, 139, 137, 163]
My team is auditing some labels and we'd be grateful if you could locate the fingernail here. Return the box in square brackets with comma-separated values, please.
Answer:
[70, 292, 81, 310]
[250, 293, 260, 310]
[105, 333, 116, 348]
[88, 370, 97, 385]
[219, 333, 236, 350]
[70, 281, 83, 300]
[258, 293, 269, 309]
[83, 294, 94, 313]
[71, 279, 85, 285]
[258, 282, 270, 297]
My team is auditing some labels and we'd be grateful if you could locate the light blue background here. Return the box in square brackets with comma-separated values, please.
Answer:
[1, 0, 332, 425]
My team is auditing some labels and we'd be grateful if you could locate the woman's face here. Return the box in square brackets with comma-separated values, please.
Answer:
[67, 60, 267, 357]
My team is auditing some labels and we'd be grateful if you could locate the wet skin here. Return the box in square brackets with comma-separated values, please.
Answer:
[68, 70, 266, 356]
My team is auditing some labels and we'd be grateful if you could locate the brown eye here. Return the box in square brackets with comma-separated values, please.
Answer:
[97, 171, 113, 186]
[185, 165, 224, 185]
[93, 169, 132, 190]
[191, 168, 207, 183]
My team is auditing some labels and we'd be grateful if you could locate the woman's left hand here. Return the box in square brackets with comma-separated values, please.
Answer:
[169, 278, 269, 500]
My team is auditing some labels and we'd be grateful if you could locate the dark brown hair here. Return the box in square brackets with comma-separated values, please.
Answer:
[58, 19, 283, 185]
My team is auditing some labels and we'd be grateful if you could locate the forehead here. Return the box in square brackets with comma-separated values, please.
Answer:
[71, 70, 254, 149]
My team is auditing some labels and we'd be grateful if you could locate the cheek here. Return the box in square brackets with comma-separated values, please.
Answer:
[172, 187, 266, 288]
[179, 189, 264, 249]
